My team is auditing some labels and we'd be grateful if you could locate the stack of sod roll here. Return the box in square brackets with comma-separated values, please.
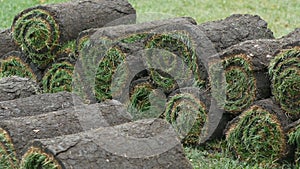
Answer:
[0, 0, 299, 168]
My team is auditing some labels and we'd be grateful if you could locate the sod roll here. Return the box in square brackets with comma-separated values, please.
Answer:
[20, 118, 192, 169]
[208, 39, 297, 115]
[0, 51, 41, 81]
[11, 0, 136, 68]
[269, 46, 300, 121]
[0, 76, 39, 102]
[197, 14, 275, 52]
[225, 99, 289, 164]
[0, 91, 81, 120]
[0, 100, 131, 160]
[0, 29, 20, 58]
[163, 87, 211, 145]
[41, 61, 74, 93]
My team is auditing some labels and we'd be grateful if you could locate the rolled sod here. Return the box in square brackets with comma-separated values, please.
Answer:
[269, 46, 300, 121]
[163, 87, 210, 145]
[0, 51, 41, 81]
[0, 128, 18, 169]
[197, 14, 275, 52]
[0, 100, 132, 160]
[0, 29, 20, 58]
[11, 0, 136, 68]
[41, 61, 74, 93]
[225, 99, 289, 164]
[0, 91, 81, 120]
[20, 118, 192, 169]
[0, 76, 39, 102]
[208, 39, 297, 114]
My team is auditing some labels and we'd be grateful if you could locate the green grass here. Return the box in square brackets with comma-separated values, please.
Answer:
[1, 0, 300, 37]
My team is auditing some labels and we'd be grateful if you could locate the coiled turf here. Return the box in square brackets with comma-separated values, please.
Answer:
[269, 47, 300, 120]
[42, 61, 74, 93]
[209, 54, 256, 114]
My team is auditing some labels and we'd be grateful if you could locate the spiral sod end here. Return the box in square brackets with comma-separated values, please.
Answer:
[0, 128, 18, 169]
[20, 146, 62, 169]
[209, 54, 256, 114]
[12, 8, 60, 67]
[164, 92, 208, 145]
[42, 61, 74, 93]
[94, 47, 126, 101]
[288, 124, 300, 163]
[225, 105, 286, 164]
[145, 31, 205, 89]
[269, 47, 300, 120]
[0, 55, 37, 81]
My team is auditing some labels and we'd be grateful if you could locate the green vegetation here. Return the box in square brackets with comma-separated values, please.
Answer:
[269, 47, 300, 120]
[225, 105, 286, 165]
[0, 128, 18, 169]
[0, 56, 37, 80]
[20, 147, 61, 169]
[42, 61, 74, 93]
[209, 54, 256, 114]
[164, 92, 207, 145]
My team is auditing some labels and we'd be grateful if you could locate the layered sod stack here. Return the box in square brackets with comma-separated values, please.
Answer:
[11, 0, 136, 68]
[269, 46, 300, 120]
[19, 119, 193, 169]
[0, 100, 132, 161]
[225, 99, 289, 164]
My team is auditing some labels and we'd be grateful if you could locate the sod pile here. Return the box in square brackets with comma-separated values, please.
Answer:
[0, 76, 39, 102]
[11, 0, 136, 68]
[20, 119, 192, 169]
[269, 46, 300, 121]
[0, 100, 132, 160]
[225, 99, 289, 164]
